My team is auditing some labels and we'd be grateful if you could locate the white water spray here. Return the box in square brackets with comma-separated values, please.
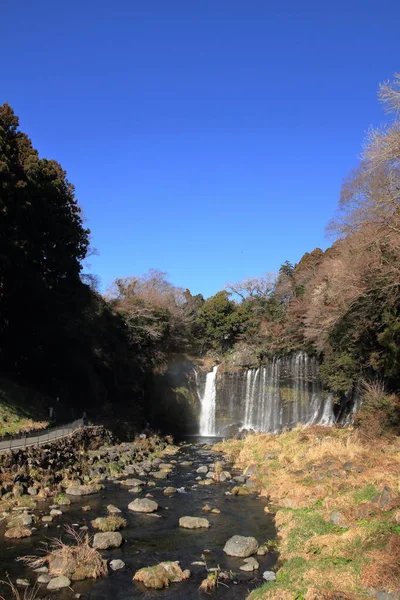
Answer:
[199, 365, 219, 436]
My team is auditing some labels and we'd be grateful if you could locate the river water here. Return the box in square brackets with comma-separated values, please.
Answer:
[0, 437, 276, 599]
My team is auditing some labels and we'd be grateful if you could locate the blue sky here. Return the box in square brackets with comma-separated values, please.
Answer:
[2, 0, 400, 297]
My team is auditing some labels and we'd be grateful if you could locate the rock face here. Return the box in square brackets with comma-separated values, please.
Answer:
[133, 561, 190, 589]
[128, 498, 158, 513]
[92, 532, 123, 550]
[47, 575, 71, 590]
[179, 516, 210, 529]
[223, 535, 258, 557]
[65, 484, 100, 496]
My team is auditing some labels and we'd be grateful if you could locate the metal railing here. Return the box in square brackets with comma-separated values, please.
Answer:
[0, 419, 84, 453]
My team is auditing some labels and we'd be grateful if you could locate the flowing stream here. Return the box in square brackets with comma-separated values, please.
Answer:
[0, 438, 276, 600]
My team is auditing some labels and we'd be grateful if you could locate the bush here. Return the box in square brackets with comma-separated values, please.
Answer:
[354, 380, 400, 438]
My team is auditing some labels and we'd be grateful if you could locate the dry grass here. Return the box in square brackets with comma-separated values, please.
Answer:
[0, 577, 40, 600]
[91, 516, 126, 532]
[216, 427, 400, 599]
[18, 526, 107, 581]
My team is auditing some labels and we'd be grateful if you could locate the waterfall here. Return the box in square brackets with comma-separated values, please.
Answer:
[195, 352, 336, 435]
[198, 365, 218, 436]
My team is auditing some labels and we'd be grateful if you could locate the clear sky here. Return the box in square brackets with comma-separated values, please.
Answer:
[2, 1, 399, 297]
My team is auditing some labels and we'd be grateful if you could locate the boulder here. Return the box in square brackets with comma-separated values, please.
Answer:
[179, 516, 210, 529]
[65, 485, 100, 496]
[93, 532, 123, 550]
[223, 535, 258, 557]
[128, 498, 158, 513]
[133, 561, 190, 589]
[47, 576, 71, 590]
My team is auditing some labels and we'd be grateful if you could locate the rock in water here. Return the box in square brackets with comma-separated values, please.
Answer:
[4, 526, 32, 539]
[65, 485, 100, 496]
[107, 504, 121, 514]
[179, 516, 210, 529]
[133, 561, 190, 589]
[93, 532, 123, 549]
[47, 576, 71, 590]
[240, 557, 259, 571]
[223, 535, 258, 557]
[128, 498, 158, 513]
[109, 559, 125, 571]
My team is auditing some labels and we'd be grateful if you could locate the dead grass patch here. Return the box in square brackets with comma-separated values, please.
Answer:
[18, 526, 107, 581]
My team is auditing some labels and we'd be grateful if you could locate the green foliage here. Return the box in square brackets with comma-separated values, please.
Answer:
[197, 291, 249, 352]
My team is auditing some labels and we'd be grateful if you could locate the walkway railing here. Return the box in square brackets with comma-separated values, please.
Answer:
[0, 419, 84, 453]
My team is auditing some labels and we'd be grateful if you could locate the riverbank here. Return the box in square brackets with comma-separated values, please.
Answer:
[214, 427, 400, 600]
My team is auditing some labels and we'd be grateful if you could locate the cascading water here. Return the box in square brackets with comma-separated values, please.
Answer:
[198, 365, 219, 436]
[196, 352, 336, 435]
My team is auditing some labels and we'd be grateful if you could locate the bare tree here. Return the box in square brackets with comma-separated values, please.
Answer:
[226, 273, 277, 301]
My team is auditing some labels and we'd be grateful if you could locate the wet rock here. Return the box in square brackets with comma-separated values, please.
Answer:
[42, 515, 53, 522]
[231, 486, 250, 496]
[197, 466, 208, 474]
[82, 505, 91, 511]
[50, 509, 62, 517]
[240, 557, 259, 571]
[164, 487, 177, 495]
[180, 461, 192, 467]
[37, 574, 52, 584]
[34, 567, 49, 574]
[223, 535, 258, 557]
[128, 498, 158, 513]
[7, 514, 33, 528]
[152, 471, 168, 480]
[179, 516, 210, 529]
[128, 486, 142, 494]
[47, 575, 71, 590]
[263, 571, 276, 581]
[198, 479, 213, 486]
[5, 526, 32, 539]
[201, 504, 212, 512]
[133, 561, 190, 589]
[107, 504, 121, 514]
[211, 508, 220, 514]
[120, 478, 144, 487]
[16, 579, 29, 587]
[109, 559, 125, 571]
[257, 544, 268, 555]
[65, 484, 100, 496]
[93, 532, 123, 549]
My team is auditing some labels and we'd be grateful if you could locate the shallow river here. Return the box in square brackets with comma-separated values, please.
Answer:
[0, 437, 276, 599]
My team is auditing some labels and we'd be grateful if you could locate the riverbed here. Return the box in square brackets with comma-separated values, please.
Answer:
[0, 437, 276, 599]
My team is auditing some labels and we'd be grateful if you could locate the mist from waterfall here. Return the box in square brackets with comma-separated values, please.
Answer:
[198, 364, 219, 436]
[196, 352, 335, 435]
